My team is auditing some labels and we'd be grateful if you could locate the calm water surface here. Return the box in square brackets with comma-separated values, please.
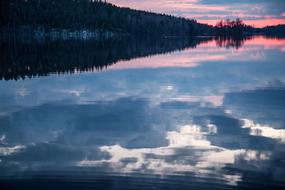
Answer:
[0, 36, 285, 189]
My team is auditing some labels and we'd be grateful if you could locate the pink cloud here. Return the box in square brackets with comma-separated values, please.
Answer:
[108, 0, 226, 14]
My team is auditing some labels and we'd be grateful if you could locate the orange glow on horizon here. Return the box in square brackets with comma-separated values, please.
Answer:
[244, 19, 285, 28]
[199, 19, 285, 28]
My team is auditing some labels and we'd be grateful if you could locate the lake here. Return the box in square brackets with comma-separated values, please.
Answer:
[0, 36, 285, 189]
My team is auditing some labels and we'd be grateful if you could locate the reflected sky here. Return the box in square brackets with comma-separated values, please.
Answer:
[0, 36, 285, 189]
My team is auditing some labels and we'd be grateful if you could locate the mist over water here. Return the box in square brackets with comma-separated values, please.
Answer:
[0, 36, 285, 189]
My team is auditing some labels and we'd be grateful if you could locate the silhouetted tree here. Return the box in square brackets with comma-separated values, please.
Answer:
[215, 18, 251, 36]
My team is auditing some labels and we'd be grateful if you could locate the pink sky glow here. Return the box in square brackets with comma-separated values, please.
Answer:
[108, 0, 285, 27]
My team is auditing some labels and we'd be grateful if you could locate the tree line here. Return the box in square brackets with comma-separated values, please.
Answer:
[215, 18, 254, 35]
[0, 0, 213, 36]
[0, 0, 284, 37]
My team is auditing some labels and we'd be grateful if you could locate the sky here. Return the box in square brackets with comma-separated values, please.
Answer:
[108, 0, 285, 27]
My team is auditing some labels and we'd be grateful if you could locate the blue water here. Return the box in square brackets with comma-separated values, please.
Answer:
[0, 36, 285, 189]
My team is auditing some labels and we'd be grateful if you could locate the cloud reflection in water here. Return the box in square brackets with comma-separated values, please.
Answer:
[0, 36, 285, 188]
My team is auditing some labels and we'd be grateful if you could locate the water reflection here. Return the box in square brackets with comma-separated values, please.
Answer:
[2, 35, 284, 80]
[0, 37, 210, 80]
[214, 36, 252, 49]
[0, 36, 285, 189]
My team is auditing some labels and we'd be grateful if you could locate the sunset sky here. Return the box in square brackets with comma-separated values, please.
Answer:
[108, 0, 285, 27]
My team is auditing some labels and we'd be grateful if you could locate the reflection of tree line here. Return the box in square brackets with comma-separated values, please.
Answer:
[215, 35, 285, 49]
[1, 36, 282, 80]
[215, 36, 253, 49]
[0, 37, 211, 80]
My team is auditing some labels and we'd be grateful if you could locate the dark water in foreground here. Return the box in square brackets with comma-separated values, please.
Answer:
[0, 36, 285, 189]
